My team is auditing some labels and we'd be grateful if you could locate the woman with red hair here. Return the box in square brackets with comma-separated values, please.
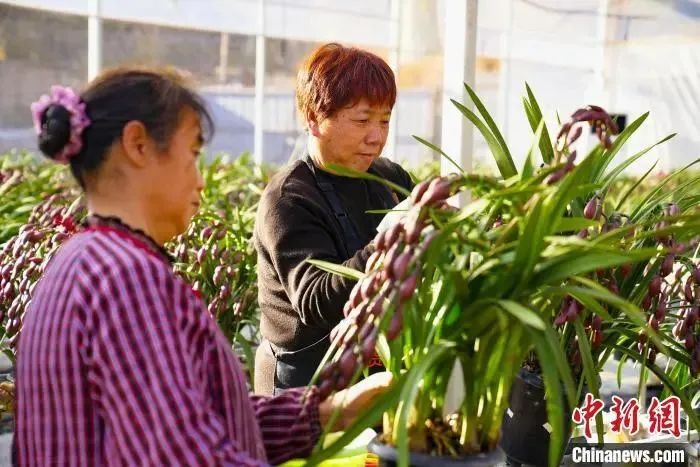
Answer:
[254, 43, 413, 395]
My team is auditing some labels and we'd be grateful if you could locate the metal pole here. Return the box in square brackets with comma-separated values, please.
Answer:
[87, 0, 102, 81]
[386, 0, 402, 161]
[254, 0, 266, 165]
[439, 0, 477, 180]
[218, 32, 229, 84]
[497, 0, 514, 142]
[595, 0, 610, 91]
[441, 0, 479, 415]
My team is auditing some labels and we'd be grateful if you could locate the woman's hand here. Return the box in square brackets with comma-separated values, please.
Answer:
[318, 372, 393, 431]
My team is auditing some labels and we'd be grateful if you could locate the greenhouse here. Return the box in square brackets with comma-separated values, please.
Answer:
[0, 0, 699, 466]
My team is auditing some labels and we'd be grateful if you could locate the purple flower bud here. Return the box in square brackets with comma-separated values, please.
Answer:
[399, 273, 419, 301]
[665, 203, 680, 217]
[373, 229, 387, 252]
[648, 348, 657, 365]
[648, 316, 660, 331]
[213, 266, 225, 287]
[403, 215, 425, 245]
[386, 312, 403, 341]
[648, 276, 662, 297]
[361, 330, 378, 364]
[546, 168, 566, 185]
[26, 230, 45, 243]
[196, 247, 207, 264]
[583, 197, 599, 220]
[660, 254, 675, 277]
[368, 295, 384, 317]
[410, 180, 430, 204]
[638, 330, 648, 345]
[331, 374, 349, 393]
[390, 251, 413, 281]
[338, 349, 357, 380]
[554, 312, 567, 327]
[210, 243, 220, 259]
[318, 379, 334, 400]
[419, 178, 451, 207]
[685, 334, 696, 351]
[384, 224, 402, 251]
[200, 226, 213, 241]
[567, 126, 583, 146]
[349, 282, 363, 308]
[684, 277, 694, 302]
[319, 363, 334, 382]
[360, 274, 378, 301]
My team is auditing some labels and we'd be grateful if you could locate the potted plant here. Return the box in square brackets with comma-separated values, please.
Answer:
[302, 85, 700, 467]
[496, 89, 700, 464]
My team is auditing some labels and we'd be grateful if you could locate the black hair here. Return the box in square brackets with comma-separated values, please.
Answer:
[35, 67, 214, 188]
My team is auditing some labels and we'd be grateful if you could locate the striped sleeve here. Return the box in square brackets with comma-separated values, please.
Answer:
[249, 386, 322, 465]
[81, 250, 269, 467]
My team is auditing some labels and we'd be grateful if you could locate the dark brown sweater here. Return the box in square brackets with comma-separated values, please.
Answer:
[253, 157, 413, 392]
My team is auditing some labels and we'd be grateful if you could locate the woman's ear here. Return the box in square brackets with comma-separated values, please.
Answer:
[121, 120, 151, 168]
[306, 111, 322, 138]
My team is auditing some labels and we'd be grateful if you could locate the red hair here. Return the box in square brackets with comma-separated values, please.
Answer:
[296, 43, 396, 123]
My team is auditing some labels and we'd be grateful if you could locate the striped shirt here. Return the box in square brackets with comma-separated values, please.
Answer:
[16, 218, 320, 466]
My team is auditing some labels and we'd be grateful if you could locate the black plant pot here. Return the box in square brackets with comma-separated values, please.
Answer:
[499, 367, 577, 466]
[367, 437, 504, 467]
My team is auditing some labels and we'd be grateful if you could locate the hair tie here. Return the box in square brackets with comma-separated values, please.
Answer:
[30, 85, 91, 163]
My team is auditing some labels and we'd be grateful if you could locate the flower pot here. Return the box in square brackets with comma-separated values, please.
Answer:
[367, 437, 504, 467]
[499, 367, 578, 466]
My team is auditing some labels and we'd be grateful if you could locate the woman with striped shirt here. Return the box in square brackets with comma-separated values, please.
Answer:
[15, 67, 391, 466]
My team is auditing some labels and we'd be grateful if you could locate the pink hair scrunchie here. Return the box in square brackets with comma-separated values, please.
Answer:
[31, 85, 91, 163]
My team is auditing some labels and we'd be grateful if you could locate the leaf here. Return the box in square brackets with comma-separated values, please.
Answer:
[325, 163, 411, 197]
[532, 249, 657, 286]
[553, 217, 599, 234]
[527, 326, 575, 467]
[522, 120, 545, 179]
[395, 343, 455, 467]
[573, 319, 605, 443]
[306, 259, 365, 281]
[412, 135, 464, 174]
[630, 158, 700, 219]
[464, 83, 513, 171]
[614, 160, 658, 211]
[592, 112, 649, 182]
[510, 196, 547, 292]
[451, 99, 517, 179]
[494, 300, 545, 330]
[602, 133, 675, 188]
[634, 175, 700, 221]
[524, 83, 554, 163]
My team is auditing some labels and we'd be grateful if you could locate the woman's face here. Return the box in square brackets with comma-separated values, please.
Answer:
[147, 108, 204, 240]
[311, 98, 391, 173]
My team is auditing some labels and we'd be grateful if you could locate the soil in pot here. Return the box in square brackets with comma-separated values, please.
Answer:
[367, 437, 504, 467]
